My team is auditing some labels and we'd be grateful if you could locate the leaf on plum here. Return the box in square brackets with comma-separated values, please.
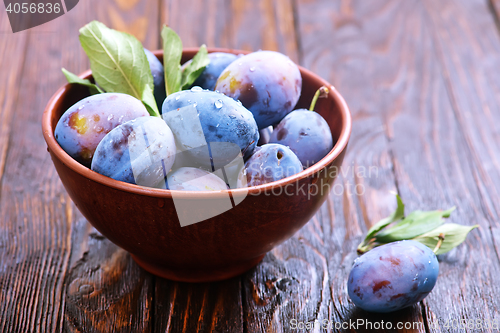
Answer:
[161, 26, 182, 96]
[181, 44, 210, 90]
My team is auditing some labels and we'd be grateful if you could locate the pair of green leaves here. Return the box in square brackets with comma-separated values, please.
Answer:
[62, 21, 209, 118]
[357, 194, 478, 255]
[161, 27, 210, 95]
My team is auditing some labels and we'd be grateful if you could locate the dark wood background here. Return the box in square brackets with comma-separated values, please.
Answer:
[2, 0, 500, 332]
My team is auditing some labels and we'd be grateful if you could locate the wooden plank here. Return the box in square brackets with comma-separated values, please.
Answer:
[416, 0, 500, 330]
[161, 0, 231, 49]
[63, 230, 153, 333]
[161, 0, 299, 62]
[292, 0, 500, 332]
[240, 1, 427, 332]
[0, 0, 159, 331]
[154, 278, 244, 333]
[99, 0, 161, 49]
[0, 11, 28, 198]
[0, 11, 71, 333]
[60, 1, 160, 331]
[156, 1, 300, 332]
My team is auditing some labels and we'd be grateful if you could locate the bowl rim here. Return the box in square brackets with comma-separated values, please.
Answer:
[42, 47, 352, 199]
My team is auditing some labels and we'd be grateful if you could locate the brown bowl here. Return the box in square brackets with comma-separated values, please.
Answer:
[42, 48, 352, 282]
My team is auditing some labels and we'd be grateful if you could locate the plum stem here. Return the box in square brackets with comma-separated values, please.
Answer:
[432, 233, 445, 253]
[309, 86, 329, 111]
[357, 239, 375, 254]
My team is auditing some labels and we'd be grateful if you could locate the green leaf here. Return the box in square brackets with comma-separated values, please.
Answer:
[181, 44, 209, 90]
[357, 194, 405, 253]
[62, 68, 104, 95]
[78, 21, 159, 117]
[414, 224, 479, 254]
[161, 26, 182, 96]
[374, 207, 455, 243]
[366, 194, 405, 240]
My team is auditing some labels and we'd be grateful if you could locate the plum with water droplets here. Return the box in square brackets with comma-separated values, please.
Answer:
[162, 89, 259, 170]
[215, 51, 302, 129]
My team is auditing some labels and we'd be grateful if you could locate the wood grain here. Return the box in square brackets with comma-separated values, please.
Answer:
[0, 0, 159, 332]
[161, 0, 231, 49]
[0, 15, 78, 332]
[239, 1, 428, 332]
[161, 0, 299, 62]
[418, 0, 500, 330]
[101, 0, 161, 49]
[59, 0, 160, 331]
[155, 1, 301, 332]
[154, 278, 243, 333]
[0, 11, 28, 198]
[292, 0, 500, 332]
[63, 229, 153, 333]
[2, 0, 500, 332]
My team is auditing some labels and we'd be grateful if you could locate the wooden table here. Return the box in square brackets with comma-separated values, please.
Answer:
[2, 0, 500, 331]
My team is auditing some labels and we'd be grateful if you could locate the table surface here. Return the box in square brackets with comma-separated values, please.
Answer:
[2, 0, 500, 332]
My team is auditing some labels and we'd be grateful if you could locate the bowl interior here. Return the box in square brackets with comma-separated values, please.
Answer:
[44, 48, 351, 196]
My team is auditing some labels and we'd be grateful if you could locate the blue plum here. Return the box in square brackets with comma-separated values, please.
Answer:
[242, 144, 303, 186]
[182, 52, 238, 90]
[91, 116, 176, 187]
[348, 240, 439, 313]
[144, 49, 166, 110]
[162, 88, 259, 170]
[167, 167, 228, 191]
[269, 110, 333, 167]
[214, 51, 302, 129]
[55, 93, 149, 167]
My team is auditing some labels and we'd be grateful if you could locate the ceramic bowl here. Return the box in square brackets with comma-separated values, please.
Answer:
[42, 48, 352, 282]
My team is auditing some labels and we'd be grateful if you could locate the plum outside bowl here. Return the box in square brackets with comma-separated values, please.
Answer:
[42, 48, 352, 282]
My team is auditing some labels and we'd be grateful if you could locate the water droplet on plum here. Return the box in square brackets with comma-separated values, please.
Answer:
[215, 99, 223, 109]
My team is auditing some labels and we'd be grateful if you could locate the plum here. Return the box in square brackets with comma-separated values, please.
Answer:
[214, 50, 302, 129]
[162, 88, 259, 170]
[347, 240, 439, 313]
[269, 110, 333, 167]
[182, 52, 238, 90]
[242, 144, 303, 186]
[91, 116, 176, 187]
[144, 49, 167, 110]
[55, 93, 149, 167]
[270, 86, 333, 167]
[167, 167, 227, 191]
